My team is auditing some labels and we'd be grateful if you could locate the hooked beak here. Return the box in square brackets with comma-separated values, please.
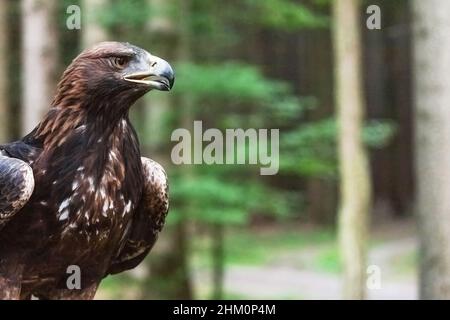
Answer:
[124, 55, 175, 91]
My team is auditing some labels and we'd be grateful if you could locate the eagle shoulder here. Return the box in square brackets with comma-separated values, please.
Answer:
[107, 157, 169, 275]
[140, 157, 169, 232]
[0, 151, 35, 228]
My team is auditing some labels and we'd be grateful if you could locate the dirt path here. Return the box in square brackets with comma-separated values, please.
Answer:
[194, 237, 418, 299]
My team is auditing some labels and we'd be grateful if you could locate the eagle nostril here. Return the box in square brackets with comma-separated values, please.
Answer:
[151, 61, 157, 68]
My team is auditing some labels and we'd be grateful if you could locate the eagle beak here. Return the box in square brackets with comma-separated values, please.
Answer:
[124, 55, 175, 91]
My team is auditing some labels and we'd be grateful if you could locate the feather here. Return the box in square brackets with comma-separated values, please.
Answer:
[108, 158, 169, 275]
[0, 152, 35, 228]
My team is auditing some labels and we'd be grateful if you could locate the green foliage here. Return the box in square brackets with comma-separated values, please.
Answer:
[171, 60, 397, 227]
[170, 175, 250, 225]
[186, 0, 330, 59]
[174, 62, 316, 128]
[282, 118, 337, 177]
[363, 120, 397, 148]
[244, 0, 330, 30]
[282, 118, 397, 177]
[97, 0, 150, 29]
[192, 227, 335, 267]
[169, 171, 293, 226]
[169, 61, 313, 227]
[175, 62, 289, 103]
[313, 245, 341, 273]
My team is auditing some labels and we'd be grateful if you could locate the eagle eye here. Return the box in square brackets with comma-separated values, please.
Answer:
[112, 56, 129, 69]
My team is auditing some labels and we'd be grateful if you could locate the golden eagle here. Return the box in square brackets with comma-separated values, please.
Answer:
[0, 42, 174, 299]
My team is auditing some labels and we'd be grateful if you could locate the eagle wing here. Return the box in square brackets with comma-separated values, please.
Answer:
[107, 157, 169, 275]
[0, 151, 35, 229]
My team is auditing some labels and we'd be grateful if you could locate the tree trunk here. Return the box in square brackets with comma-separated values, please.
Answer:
[333, 0, 371, 300]
[0, 1, 8, 142]
[21, 0, 58, 135]
[81, 0, 108, 48]
[174, 0, 195, 299]
[413, 0, 450, 299]
[211, 223, 225, 299]
[142, 223, 193, 299]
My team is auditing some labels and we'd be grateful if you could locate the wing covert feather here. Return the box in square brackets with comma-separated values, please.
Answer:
[107, 157, 168, 275]
[0, 152, 35, 228]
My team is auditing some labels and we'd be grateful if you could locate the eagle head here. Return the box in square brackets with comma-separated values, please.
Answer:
[54, 42, 175, 109]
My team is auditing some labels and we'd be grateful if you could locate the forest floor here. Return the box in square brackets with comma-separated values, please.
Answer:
[98, 218, 418, 299]
[192, 219, 418, 300]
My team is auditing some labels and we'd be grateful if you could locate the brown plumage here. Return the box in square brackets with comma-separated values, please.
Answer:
[0, 42, 174, 299]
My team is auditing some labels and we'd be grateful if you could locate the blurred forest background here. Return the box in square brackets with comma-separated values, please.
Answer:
[1, 0, 449, 300]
